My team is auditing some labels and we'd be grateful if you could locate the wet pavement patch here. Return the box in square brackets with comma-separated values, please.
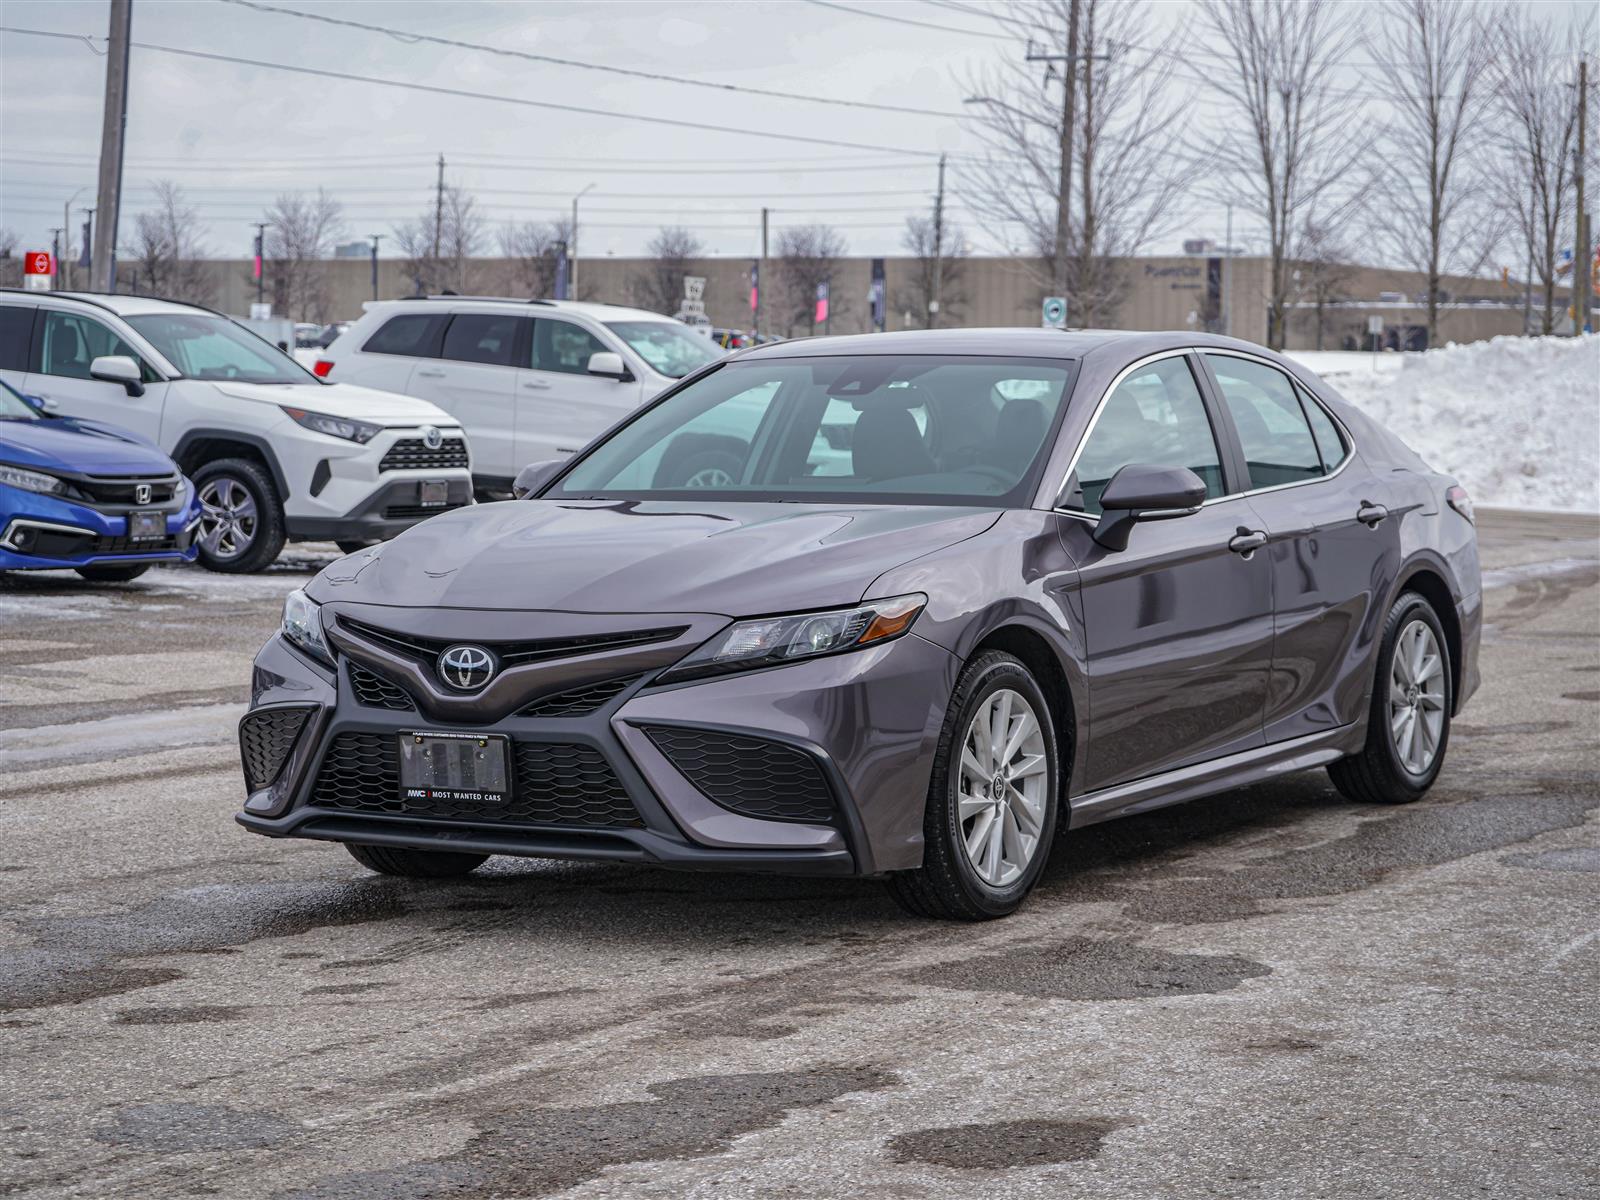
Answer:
[93, 1102, 300, 1153]
[302, 982, 394, 997]
[888, 1117, 1128, 1170]
[274, 1067, 895, 1199]
[1501, 847, 1600, 873]
[0, 965, 185, 1014]
[112, 1005, 248, 1025]
[904, 938, 1269, 1000]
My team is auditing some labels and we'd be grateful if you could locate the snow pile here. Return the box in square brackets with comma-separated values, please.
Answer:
[1307, 335, 1599, 512]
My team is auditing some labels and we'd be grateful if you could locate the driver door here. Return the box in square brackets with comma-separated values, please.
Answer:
[514, 318, 642, 467]
[22, 309, 167, 438]
[1055, 351, 1273, 792]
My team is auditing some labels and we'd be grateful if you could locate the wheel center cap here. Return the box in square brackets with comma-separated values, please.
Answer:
[1406, 684, 1420, 705]
[990, 772, 1006, 800]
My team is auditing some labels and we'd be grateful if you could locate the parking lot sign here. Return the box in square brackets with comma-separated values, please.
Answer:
[1042, 296, 1067, 329]
[24, 251, 52, 291]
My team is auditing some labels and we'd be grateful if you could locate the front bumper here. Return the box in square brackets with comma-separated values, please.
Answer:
[236, 621, 958, 876]
[283, 474, 475, 543]
[0, 485, 201, 571]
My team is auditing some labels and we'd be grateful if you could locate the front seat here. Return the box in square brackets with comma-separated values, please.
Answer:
[991, 397, 1047, 471]
[852, 404, 935, 481]
[49, 323, 87, 377]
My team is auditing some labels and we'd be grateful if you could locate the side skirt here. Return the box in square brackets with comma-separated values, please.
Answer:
[1067, 725, 1362, 829]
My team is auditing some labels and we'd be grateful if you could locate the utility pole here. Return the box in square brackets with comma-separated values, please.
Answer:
[1029, 0, 1080, 303]
[369, 233, 382, 301]
[929, 153, 947, 329]
[254, 221, 268, 307]
[433, 152, 445, 260]
[92, 0, 132, 293]
[1575, 57, 1590, 336]
[81, 208, 95, 285]
[48, 228, 63, 287]
[571, 183, 595, 300]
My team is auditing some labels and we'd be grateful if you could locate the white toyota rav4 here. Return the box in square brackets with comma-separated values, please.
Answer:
[317, 298, 722, 496]
[0, 292, 474, 572]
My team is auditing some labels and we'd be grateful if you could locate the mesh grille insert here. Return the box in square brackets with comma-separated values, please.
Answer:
[518, 674, 642, 717]
[644, 726, 835, 824]
[347, 662, 414, 711]
[239, 707, 311, 791]
[378, 437, 469, 472]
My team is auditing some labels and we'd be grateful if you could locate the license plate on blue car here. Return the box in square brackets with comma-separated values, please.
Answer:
[128, 511, 163, 540]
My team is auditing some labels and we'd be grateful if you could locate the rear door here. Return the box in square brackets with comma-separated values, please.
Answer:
[403, 312, 525, 485]
[22, 308, 167, 439]
[514, 318, 643, 466]
[1198, 351, 1396, 742]
[1056, 350, 1275, 792]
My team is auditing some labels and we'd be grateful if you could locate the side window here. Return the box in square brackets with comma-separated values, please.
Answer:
[441, 314, 522, 366]
[531, 319, 607, 375]
[37, 311, 151, 382]
[1204, 354, 1322, 488]
[1298, 386, 1349, 471]
[1062, 357, 1224, 516]
[0, 306, 33, 372]
[362, 314, 445, 357]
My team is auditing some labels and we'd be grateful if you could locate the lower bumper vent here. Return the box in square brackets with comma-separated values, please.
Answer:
[643, 726, 835, 824]
[239, 707, 311, 791]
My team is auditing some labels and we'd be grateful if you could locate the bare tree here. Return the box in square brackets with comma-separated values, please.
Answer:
[122, 180, 214, 305]
[1363, 0, 1495, 345]
[629, 226, 704, 316]
[1291, 218, 1358, 350]
[1194, 0, 1367, 349]
[773, 224, 847, 336]
[393, 186, 487, 297]
[0, 228, 18, 289]
[263, 189, 343, 321]
[1486, 6, 1585, 334]
[498, 217, 573, 298]
[960, 0, 1189, 325]
[896, 214, 970, 328]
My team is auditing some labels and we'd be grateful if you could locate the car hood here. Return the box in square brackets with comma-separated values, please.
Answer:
[207, 381, 455, 425]
[0, 416, 177, 476]
[311, 499, 1001, 615]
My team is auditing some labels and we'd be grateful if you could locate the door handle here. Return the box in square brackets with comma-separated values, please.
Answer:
[415, 368, 446, 378]
[1229, 528, 1268, 557]
[1357, 501, 1389, 527]
[521, 379, 553, 390]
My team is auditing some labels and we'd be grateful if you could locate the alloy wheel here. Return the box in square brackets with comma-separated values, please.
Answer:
[198, 475, 259, 561]
[1389, 618, 1446, 774]
[957, 688, 1049, 887]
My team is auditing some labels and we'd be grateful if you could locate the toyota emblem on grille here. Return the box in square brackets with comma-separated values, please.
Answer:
[134, 483, 152, 505]
[421, 424, 444, 451]
[438, 644, 496, 690]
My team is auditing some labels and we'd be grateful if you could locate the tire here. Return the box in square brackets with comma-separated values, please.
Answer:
[192, 457, 286, 574]
[344, 842, 489, 878]
[1328, 591, 1453, 804]
[336, 540, 373, 555]
[887, 651, 1060, 920]
[652, 434, 747, 489]
[74, 564, 150, 583]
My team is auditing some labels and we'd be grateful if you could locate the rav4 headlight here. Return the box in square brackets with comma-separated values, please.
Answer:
[282, 588, 332, 665]
[0, 464, 67, 495]
[660, 593, 926, 683]
[280, 407, 380, 444]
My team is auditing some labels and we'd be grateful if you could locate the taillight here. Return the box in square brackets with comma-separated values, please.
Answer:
[313, 360, 333, 378]
[1446, 485, 1474, 524]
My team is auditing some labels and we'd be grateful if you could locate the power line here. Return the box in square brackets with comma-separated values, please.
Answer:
[217, 0, 967, 119]
[0, 27, 950, 158]
[7, 181, 943, 201]
[804, 0, 1012, 41]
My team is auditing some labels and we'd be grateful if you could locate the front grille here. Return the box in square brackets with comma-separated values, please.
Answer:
[379, 437, 469, 472]
[24, 529, 181, 558]
[381, 502, 471, 521]
[239, 707, 311, 791]
[347, 662, 414, 711]
[65, 473, 181, 506]
[644, 726, 835, 824]
[337, 616, 686, 669]
[518, 674, 642, 717]
[311, 732, 640, 827]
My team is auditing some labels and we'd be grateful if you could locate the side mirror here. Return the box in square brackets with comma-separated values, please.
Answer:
[586, 351, 632, 381]
[1090, 463, 1206, 551]
[89, 355, 145, 397]
[512, 459, 565, 499]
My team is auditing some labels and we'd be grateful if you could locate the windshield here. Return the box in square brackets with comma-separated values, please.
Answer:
[125, 313, 315, 385]
[603, 320, 722, 379]
[0, 378, 40, 421]
[548, 355, 1075, 506]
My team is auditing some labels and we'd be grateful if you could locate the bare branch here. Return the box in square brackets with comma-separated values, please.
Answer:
[629, 226, 705, 316]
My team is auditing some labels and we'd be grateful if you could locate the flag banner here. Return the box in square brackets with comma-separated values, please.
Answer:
[870, 258, 886, 331]
[815, 280, 830, 325]
[749, 261, 759, 312]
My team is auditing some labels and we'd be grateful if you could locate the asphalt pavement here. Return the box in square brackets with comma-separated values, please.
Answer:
[1, 510, 1596, 1199]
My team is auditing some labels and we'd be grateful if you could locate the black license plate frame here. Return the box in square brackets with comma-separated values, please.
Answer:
[397, 731, 511, 805]
[128, 510, 164, 540]
[419, 479, 449, 508]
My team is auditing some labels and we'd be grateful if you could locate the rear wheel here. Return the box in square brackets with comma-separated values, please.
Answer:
[193, 457, 286, 574]
[1328, 591, 1453, 804]
[344, 842, 489, 878]
[74, 564, 150, 583]
[887, 651, 1058, 920]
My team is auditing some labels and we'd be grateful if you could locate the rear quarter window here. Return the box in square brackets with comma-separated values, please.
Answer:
[361, 314, 446, 358]
[1298, 386, 1349, 470]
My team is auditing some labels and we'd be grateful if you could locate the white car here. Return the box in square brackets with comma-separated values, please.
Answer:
[317, 298, 723, 496]
[0, 292, 474, 572]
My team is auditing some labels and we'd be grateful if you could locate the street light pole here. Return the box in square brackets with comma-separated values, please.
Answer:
[62, 188, 85, 290]
[571, 183, 595, 300]
[369, 233, 382, 301]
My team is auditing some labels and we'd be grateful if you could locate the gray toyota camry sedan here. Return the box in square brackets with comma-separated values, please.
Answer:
[238, 329, 1481, 919]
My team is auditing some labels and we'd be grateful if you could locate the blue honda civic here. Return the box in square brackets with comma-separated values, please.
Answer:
[0, 378, 202, 582]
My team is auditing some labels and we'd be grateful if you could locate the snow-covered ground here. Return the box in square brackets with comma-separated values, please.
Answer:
[1292, 336, 1600, 512]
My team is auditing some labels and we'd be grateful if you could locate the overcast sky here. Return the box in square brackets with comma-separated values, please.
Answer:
[0, 0, 1591, 265]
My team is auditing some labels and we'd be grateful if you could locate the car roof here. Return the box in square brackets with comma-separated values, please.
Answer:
[368, 296, 671, 323]
[0, 290, 224, 318]
[733, 327, 1288, 363]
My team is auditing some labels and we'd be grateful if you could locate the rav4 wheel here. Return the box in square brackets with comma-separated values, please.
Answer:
[344, 842, 489, 878]
[193, 457, 286, 574]
[888, 650, 1059, 920]
[74, 564, 150, 583]
[1328, 591, 1453, 804]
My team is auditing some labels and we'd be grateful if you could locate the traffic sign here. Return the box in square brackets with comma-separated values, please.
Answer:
[1042, 296, 1067, 329]
[23, 251, 53, 291]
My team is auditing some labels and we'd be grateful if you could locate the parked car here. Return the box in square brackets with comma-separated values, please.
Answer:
[711, 328, 753, 350]
[237, 329, 1480, 919]
[0, 292, 474, 571]
[0, 376, 202, 582]
[318, 298, 723, 497]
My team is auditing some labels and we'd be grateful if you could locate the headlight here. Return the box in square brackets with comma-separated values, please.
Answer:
[659, 593, 926, 683]
[0, 464, 67, 495]
[280, 407, 380, 444]
[282, 588, 333, 665]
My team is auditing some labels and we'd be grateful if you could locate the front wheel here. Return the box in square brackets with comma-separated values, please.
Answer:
[887, 651, 1059, 920]
[74, 564, 150, 583]
[192, 457, 286, 574]
[1328, 591, 1453, 804]
[344, 842, 488, 878]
